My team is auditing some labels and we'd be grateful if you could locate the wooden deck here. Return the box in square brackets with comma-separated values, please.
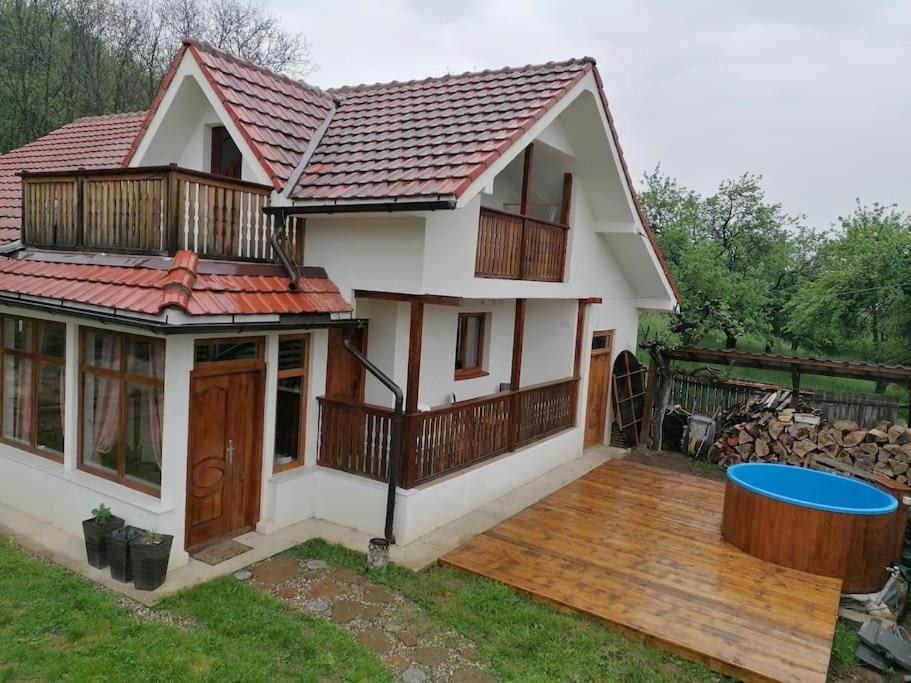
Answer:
[441, 460, 842, 683]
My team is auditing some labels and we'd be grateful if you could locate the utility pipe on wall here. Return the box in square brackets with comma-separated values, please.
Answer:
[342, 323, 404, 544]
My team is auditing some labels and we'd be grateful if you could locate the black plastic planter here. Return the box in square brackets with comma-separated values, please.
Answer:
[130, 532, 173, 591]
[106, 526, 146, 582]
[81, 516, 125, 569]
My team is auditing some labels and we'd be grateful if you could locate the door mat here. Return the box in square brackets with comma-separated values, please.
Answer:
[191, 540, 253, 565]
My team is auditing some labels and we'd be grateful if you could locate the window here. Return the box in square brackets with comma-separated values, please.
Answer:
[274, 335, 309, 472]
[0, 316, 65, 460]
[80, 329, 164, 496]
[455, 313, 487, 379]
[210, 125, 242, 179]
[195, 339, 262, 365]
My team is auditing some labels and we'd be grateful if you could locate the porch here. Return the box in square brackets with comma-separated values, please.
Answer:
[315, 293, 602, 489]
[442, 459, 842, 683]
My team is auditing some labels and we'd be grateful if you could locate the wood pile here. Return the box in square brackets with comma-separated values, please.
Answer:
[713, 390, 911, 483]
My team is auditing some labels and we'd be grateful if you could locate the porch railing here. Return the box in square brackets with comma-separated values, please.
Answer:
[20, 165, 304, 261]
[475, 207, 568, 282]
[317, 376, 579, 488]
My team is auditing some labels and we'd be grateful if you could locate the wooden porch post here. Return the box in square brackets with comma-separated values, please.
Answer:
[401, 302, 423, 488]
[571, 299, 589, 426]
[405, 302, 424, 413]
[508, 299, 526, 451]
[518, 145, 534, 280]
[560, 173, 573, 226]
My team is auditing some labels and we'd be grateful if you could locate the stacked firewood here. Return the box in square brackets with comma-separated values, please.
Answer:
[712, 390, 911, 484]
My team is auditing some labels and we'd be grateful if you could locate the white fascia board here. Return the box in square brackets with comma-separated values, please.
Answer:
[594, 221, 638, 234]
[127, 52, 273, 188]
[636, 297, 679, 313]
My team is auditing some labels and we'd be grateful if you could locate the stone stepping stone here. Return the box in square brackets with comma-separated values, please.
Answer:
[401, 667, 427, 683]
[396, 631, 420, 647]
[233, 569, 253, 582]
[306, 599, 329, 613]
[411, 645, 450, 667]
[444, 668, 496, 683]
[307, 578, 345, 599]
[357, 628, 395, 655]
[305, 559, 328, 571]
[252, 557, 300, 585]
[329, 600, 382, 624]
[362, 585, 396, 604]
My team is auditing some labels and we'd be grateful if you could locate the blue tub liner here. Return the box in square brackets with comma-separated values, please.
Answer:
[727, 463, 897, 515]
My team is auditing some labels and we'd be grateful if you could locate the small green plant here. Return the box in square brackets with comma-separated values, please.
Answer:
[91, 503, 113, 524]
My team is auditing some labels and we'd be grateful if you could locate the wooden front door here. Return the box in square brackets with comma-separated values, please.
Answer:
[584, 330, 614, 448]
[186, 364, 264, 549]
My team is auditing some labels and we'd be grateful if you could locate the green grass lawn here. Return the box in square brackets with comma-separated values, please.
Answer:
[0, 536, 389, 682]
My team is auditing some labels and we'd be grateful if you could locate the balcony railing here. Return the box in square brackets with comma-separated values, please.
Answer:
[475, 207, 568, 282]
[20, 165, 303, 261]
[317, 376, 579, 488]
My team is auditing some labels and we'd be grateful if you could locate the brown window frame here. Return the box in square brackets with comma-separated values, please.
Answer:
[78, 328, 165, 497]
[210, 125, 242, 179]
[0, 315, 66, 462]
[273, 334, 310, 474]
[454, 312, 488, 380]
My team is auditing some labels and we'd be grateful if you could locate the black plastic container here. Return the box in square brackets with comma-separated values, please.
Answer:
[106, 526, 146, 582]
[130, 532, 173, 591]
[81, 516, 125, 569]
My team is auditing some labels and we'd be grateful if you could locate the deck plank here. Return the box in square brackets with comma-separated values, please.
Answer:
[441, 460, 841, 683]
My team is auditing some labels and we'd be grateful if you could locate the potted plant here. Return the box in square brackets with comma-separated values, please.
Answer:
[129, 531, 173, 591]
[81, 504, 124, 569]
[106, 526, 146, 583]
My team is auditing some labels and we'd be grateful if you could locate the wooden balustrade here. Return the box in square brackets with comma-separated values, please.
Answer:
[20, 166, 304, 261]
[316, 397, 394, 482]
[475, 207, 568, 282]
[317, 377, 579, 487]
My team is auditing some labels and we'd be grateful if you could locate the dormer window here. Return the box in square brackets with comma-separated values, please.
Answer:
[210, 125, 242, 179]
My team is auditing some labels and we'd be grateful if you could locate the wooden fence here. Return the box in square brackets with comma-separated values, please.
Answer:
[317, 377, 579, 488]
[669, 372, 909, 427]
[21, 166, 304, 262]
[475, 207, 567, 282]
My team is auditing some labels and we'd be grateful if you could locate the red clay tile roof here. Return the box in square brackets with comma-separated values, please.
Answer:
[0, 251, 351, 318]
[0, 112, 145, 246]
[290, 59, 593, 202]
[127, 39, 334, 191]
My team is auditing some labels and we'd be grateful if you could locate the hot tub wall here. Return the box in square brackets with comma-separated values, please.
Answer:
[722, 479, 899, 593]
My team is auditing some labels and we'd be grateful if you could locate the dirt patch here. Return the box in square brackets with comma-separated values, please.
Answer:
[623, 449, 725, 481]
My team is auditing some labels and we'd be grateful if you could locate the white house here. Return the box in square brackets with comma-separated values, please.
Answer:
[0, 39, 677, 570]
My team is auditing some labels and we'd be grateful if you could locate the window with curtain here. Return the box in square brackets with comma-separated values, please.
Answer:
[80, 329, 164, 495]
[454, 313, 487, 379]
[0, 316, 65, 460]
[274, 335, 309, 472]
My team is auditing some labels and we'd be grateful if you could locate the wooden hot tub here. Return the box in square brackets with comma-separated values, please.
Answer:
[721, 463, 900, 593]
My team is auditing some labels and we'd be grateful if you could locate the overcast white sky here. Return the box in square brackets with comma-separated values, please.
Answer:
[265, 0, 911, 231]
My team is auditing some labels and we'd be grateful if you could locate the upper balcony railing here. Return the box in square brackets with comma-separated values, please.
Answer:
[475, 206, 568, 282]
[20, 165, 304, 261]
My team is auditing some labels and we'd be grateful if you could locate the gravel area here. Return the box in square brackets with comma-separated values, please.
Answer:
[246, 555, 494, 683]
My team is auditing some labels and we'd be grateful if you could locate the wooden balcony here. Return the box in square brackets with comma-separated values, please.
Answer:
[317, 376, 579, 488]
[475, 207, 568, 282]
[20, 165, 303, 261]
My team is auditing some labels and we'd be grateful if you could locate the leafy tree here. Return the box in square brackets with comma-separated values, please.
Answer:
[640, 167, 811, 349]
[786, 202, 911, 371]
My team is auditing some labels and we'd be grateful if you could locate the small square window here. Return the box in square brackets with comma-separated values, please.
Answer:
[455, 313, 487, 379]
